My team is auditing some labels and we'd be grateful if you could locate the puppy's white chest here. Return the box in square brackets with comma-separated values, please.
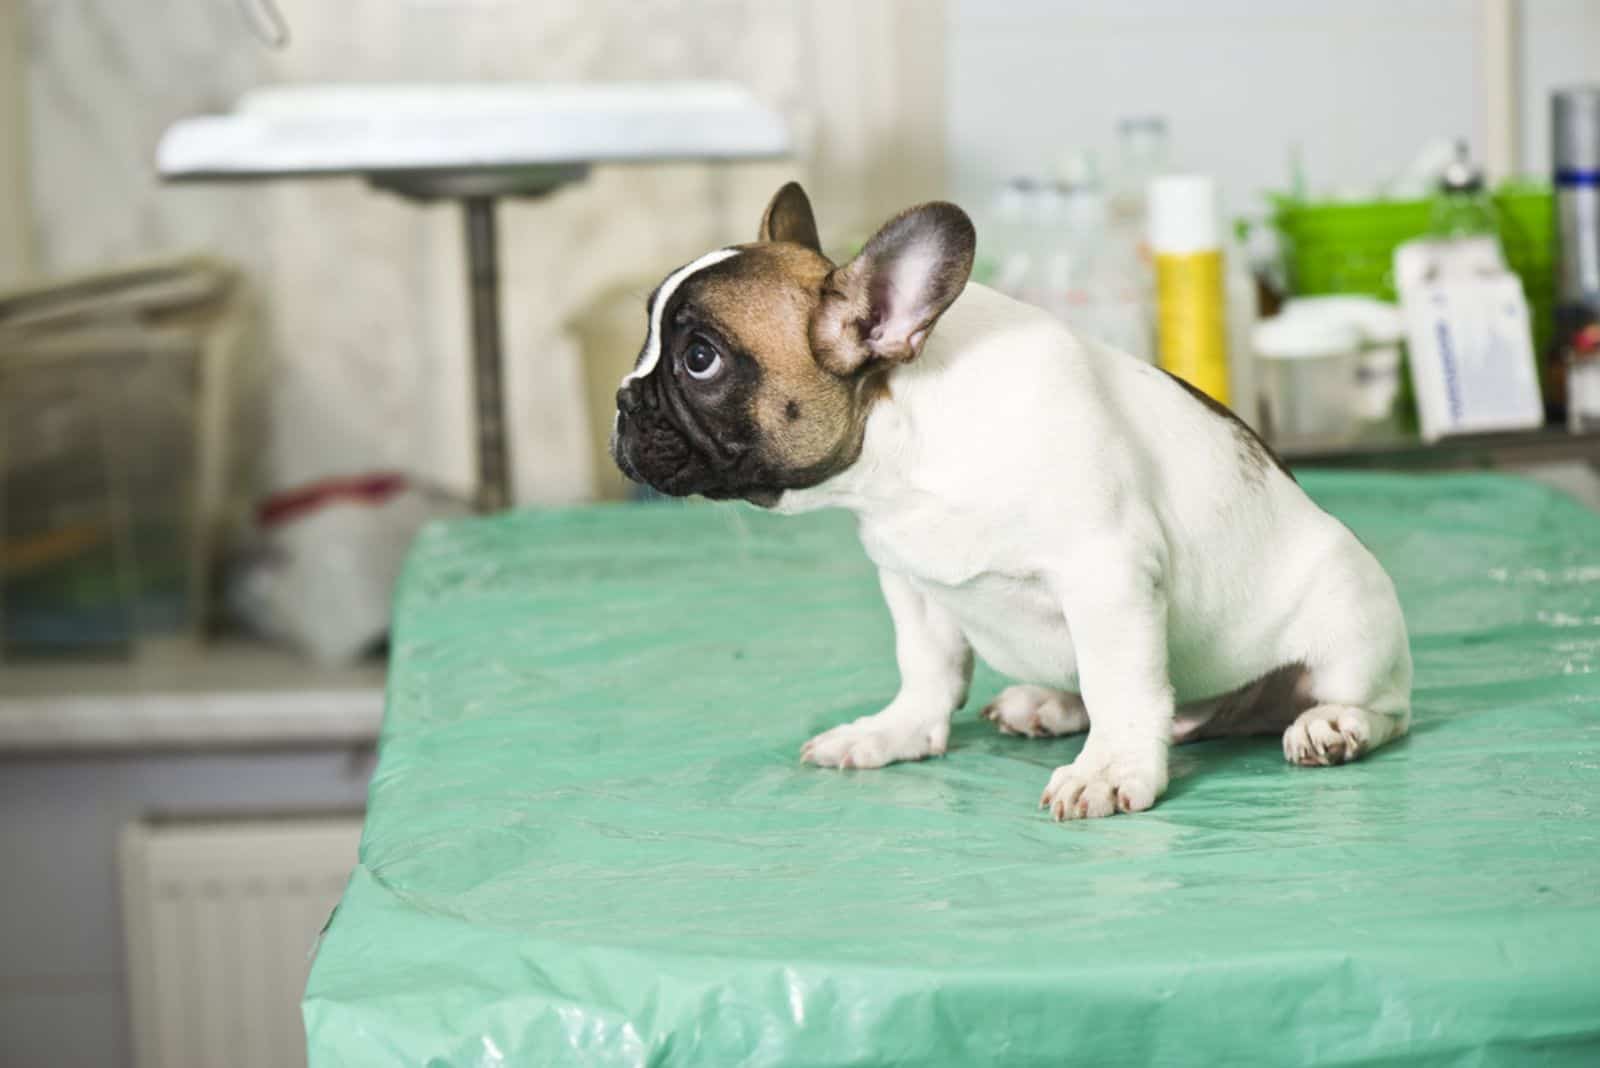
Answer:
[856, 510, 1078, 687]
[856, 508, 989, 588]
[915, 572, 1078, 688]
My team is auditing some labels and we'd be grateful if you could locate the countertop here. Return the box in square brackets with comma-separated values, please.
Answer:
[0, 642, 384, 753]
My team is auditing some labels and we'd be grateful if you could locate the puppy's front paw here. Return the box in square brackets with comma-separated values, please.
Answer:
[801, 714, 948, 770]
[980, 684, 1089, 738]
[1040, 752, 1167, 820]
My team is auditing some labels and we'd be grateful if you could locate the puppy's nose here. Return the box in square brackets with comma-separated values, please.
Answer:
[616, 385, 640, 416]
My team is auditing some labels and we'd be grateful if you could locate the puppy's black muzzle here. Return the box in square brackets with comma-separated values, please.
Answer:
[613, 376, 700, 495]
[612, 373, 778, 505]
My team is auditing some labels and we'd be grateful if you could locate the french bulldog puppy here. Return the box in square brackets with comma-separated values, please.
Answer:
[612, 182, 1412, 819]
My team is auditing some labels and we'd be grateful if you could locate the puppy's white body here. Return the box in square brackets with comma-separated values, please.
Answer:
[613, 184, 1412, 820]
[784, 284, 1411, 814]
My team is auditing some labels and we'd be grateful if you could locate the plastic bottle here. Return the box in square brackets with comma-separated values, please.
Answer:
[1150, 175, 1230, 403]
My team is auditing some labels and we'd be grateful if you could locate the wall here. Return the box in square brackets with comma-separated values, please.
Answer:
[24, 0, 943, 504]
[0, 0, 30, 285]
[19, 2, 1600, 498]
[947, 0, 1600, 219]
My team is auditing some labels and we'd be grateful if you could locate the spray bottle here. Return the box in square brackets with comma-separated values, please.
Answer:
[1149, 175, 1230, 403]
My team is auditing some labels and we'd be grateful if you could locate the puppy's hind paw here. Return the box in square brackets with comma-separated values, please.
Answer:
[1282, 705, 1373, 767]
[980, 685, 1090, 738]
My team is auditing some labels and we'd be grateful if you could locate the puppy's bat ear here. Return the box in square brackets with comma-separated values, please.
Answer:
[758, 181, 822, 252]
[810, 202, 976, 376]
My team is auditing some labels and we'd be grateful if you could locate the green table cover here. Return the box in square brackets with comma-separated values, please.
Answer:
[305, 472, 1600, 1066]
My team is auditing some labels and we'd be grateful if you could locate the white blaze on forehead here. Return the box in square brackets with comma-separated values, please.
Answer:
[621, 247, 741, 387]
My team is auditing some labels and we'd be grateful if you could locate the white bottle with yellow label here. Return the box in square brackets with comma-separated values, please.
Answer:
[1149, 175, 1231, 405]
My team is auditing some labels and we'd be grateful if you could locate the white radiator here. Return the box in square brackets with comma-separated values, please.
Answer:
[119, 816, 363, 1068]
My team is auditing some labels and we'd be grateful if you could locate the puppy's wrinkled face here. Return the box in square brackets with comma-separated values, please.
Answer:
[612, 182, 975, 506]
[612, 242, 865, 505]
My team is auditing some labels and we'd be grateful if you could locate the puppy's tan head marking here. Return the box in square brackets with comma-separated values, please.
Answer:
[611, 182, 975, 504]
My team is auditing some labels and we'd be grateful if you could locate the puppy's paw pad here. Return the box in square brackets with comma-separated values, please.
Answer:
[801, 717, 945, 770]
[980, 685, 1089, 738]
[1039, 757, 1165, 821]
[1282, 706, 1372, 767]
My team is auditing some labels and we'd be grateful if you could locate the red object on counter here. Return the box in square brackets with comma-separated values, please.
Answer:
[257, 473, 407, 527]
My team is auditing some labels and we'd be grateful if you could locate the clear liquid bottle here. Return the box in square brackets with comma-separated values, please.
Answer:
[1055, 152, 1154, 360]
[1027, 181, 1072, 319]
[990, 177, 1038, 300]
[1110, 116, 1170, 241]
[1109, 117, 1169, 362]
[980, 177, 1033, 293]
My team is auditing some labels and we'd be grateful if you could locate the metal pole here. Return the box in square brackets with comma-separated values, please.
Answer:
[1478, 0, 1521, 183]
[462, 196, 511, 512]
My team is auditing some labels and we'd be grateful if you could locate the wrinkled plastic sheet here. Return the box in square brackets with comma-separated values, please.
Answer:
[305, 472, 1600, 1066]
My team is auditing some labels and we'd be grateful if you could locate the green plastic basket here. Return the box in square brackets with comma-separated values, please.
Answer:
[1272, 183, 1555, 356]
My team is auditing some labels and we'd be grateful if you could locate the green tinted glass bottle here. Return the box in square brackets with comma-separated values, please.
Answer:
[1429, 142, 1499, 239]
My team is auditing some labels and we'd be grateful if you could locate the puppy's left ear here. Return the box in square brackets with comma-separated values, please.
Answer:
[811, 202, 976, 376]
[758, 181, 822, 252]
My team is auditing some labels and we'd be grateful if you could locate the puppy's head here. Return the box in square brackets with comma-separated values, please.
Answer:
[611, 182, 975, 505]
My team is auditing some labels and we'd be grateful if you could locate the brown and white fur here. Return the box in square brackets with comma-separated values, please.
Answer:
[612, 183, 1412, 820]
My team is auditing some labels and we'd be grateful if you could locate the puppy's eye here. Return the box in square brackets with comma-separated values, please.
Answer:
[683, 340, 723, 381]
